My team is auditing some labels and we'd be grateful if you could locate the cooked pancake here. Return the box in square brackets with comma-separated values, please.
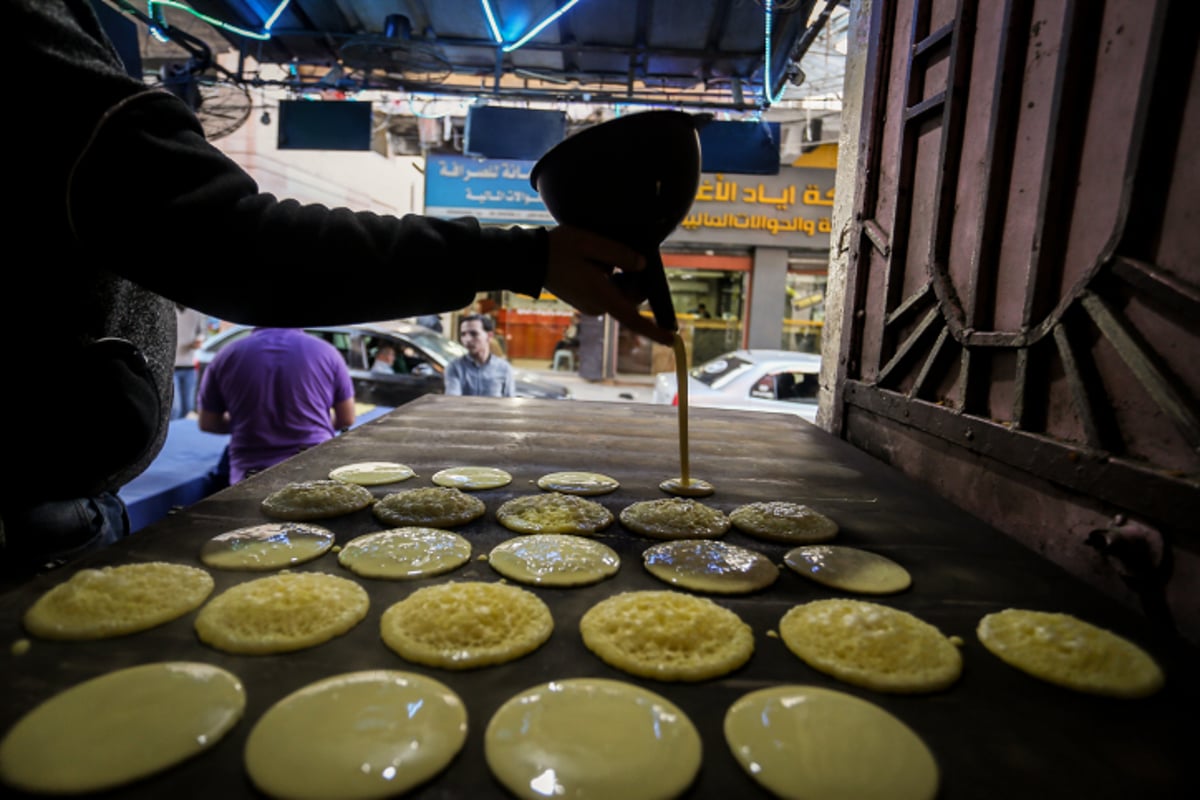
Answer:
[338, 528, 472, 580]
[496, 492, 614, 535]
[372, 486, 487, 528]
[619, 497, 730, 540]
[778, 599, 962, 693]
[580, 590, 754, 682]
[244, 670, 467, 800]
[659, 477, 716, 498]
[643, 539, 779, 594]
[200, 523, 335, 571]
[725, 685, 939, 800]
[977, 609, 1164, 698]
[729, 501, 838, 544]
[329, 461, 416, 486]
[431, 466, 512, 490]
[23, 562, 213, 640]
[485, 678, 701, 800]
[0, 662, 244, 795]
[194, 571, 369, 655]
[536, 471, 620, 496]
[261, 480, 375, 521]
[783, 545, 912, 594]
[380, 581, 553, 670]
[488, 534, 620, 587]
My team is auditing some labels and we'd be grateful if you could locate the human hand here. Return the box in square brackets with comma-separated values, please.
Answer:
[544, 224, 675, 345]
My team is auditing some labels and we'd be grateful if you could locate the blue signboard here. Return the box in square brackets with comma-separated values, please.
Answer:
[424, 155, 553, 224]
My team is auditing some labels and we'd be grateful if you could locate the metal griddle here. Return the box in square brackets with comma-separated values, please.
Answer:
[1, 396, 1197, 799]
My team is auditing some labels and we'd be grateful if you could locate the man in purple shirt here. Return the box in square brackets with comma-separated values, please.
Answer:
[197, 328, 356, 483]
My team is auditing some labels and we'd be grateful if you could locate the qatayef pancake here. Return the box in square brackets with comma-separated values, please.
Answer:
[496, 492, 614, 535]
[244, 671, 467, 800]
[338, 528, 472, 580]
[488, 534, 621, 587]
[778, 599, 962, 694]
[977, 609, 1164, 698]
[729, 501, 838, 544]
[194, 571, 369, 655]
[536, 471, 620, 496]
[23, 563, 214, 640]
[783, 545, 912, 595]
[0, 662, 245, 796]
[619, 498, 730, 540]
[329, 461, 416, 486]
[642, 539, 778, 594]
[431, 466, 512, 490]
[372, 487, 486, 528]
[261, 480, 374, 521]
[200, 523, 335, 571]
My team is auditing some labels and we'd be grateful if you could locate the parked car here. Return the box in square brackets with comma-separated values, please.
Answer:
[196, 321, 571, 408]
[652, 349, 821, 422]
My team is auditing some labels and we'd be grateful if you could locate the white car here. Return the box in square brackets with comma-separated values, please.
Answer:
[652, 349, 822, 422]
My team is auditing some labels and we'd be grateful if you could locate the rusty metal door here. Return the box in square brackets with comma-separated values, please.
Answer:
[833, 0, 1199, 641]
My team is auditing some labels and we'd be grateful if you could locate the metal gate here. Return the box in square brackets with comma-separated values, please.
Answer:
[832, 0, 1199, 641]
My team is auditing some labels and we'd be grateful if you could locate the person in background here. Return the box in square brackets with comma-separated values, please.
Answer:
[172, 304, 206, 419]
[371, 345, 397, 374]
[445, 314, 515, 397]
[197, 328, 355, 484]
[0, 0, 672, 581]
[694, 302, 712, 319]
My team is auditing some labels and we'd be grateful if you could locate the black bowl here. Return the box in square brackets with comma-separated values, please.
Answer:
[531, 110, 705, 331]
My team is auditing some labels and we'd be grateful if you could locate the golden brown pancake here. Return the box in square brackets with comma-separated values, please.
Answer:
[729, 500, 838, 544]
[496, 492, 614, 535]
[260, 480, 375, 521]
[619, 497, 730, 540]
[372, 486, 486, 528]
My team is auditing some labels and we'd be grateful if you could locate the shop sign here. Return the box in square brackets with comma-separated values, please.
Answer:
[667, 167, 836, 249]
[425, 155, 553, 224]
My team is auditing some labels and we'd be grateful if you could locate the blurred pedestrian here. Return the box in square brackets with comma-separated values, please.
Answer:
[445, 314, 515, 397]
[172, 304, 205, 419]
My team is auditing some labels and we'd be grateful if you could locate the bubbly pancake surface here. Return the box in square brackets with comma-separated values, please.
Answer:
[784, 544, 912, 594]
[261, 480, 375, 521]
[536, 471, 620, 496]
[486, 678, 702, 800]
[729, 501, 839, 543]
[724, 685, 939, 800]
[328, 461, 415, 486]
[372, 486, 486, 528]
[194, 571, 369, 655]
[23, 562, 214, 640]
[338, 527, 472, 579]
[200, 523, 335, 571]
[580, 590, 754, 681]
[244, 670, 467, 800]
[643, 539, 779, 594]
[488, 534, 620, 587]
[431, 466, 512, 490]
[380, 581, 553, 669]
[496, 492, 614, 535]
[977, 608, 1164, 698]
[619, 497, 730, 540]
[779, 599, 962, 693]
[0, 662, 244, 795]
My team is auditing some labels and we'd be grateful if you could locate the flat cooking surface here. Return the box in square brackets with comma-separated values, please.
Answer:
[2, 396, 1197, 799]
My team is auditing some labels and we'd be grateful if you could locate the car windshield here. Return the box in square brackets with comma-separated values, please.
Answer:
[404, 329, 467, 364]
[689, 354, 756, 389]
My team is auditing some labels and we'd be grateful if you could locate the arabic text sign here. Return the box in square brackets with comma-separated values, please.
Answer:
[667, 167, 836, 249]
[424, 155, 553, 224]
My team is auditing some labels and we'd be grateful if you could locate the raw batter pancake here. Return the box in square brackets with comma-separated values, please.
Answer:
[372, 486, 487, 528]
[380, 581, 553, 670]
[431, 466, 512, 490]
[486, 678, 701, 800]
[329, 461, 416, 486]
[338, 528, 472, 580]
[195, 571, 369, 655]
[261, 480, 375, 521]
[23, 562, 213, 640]
[0, 662, 244, 795]
[496, 492, 614, 535]
[619, 497, 730, 540]
[778, 599, 962, 694]
[724, 685, 939, 800]
[729, 501, 838, 544]
[783, 545, 912, 594]
[580, 590, 754, 682]
[244, 670, 467, 800]
[488, 534, 620, 587]
[200, 523, 335, 571]
[642, 539, 779, 594]
[536, 471, 620, 496]
[977, 608, 1164, 698]
[659, 477, 716, 498]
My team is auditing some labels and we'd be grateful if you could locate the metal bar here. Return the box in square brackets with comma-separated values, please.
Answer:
[1080, 292, 1200, 452]
[878, 306, 942, 386]
[902, 89, 946, 123]
[1109, 255, 1200, 319]
[911, 324, 951, 399]
[1052, 322, 1102, 447]
[885, 281, 933, 326]
[863, 218, 892, 256]
[913, 20, 955, 58]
